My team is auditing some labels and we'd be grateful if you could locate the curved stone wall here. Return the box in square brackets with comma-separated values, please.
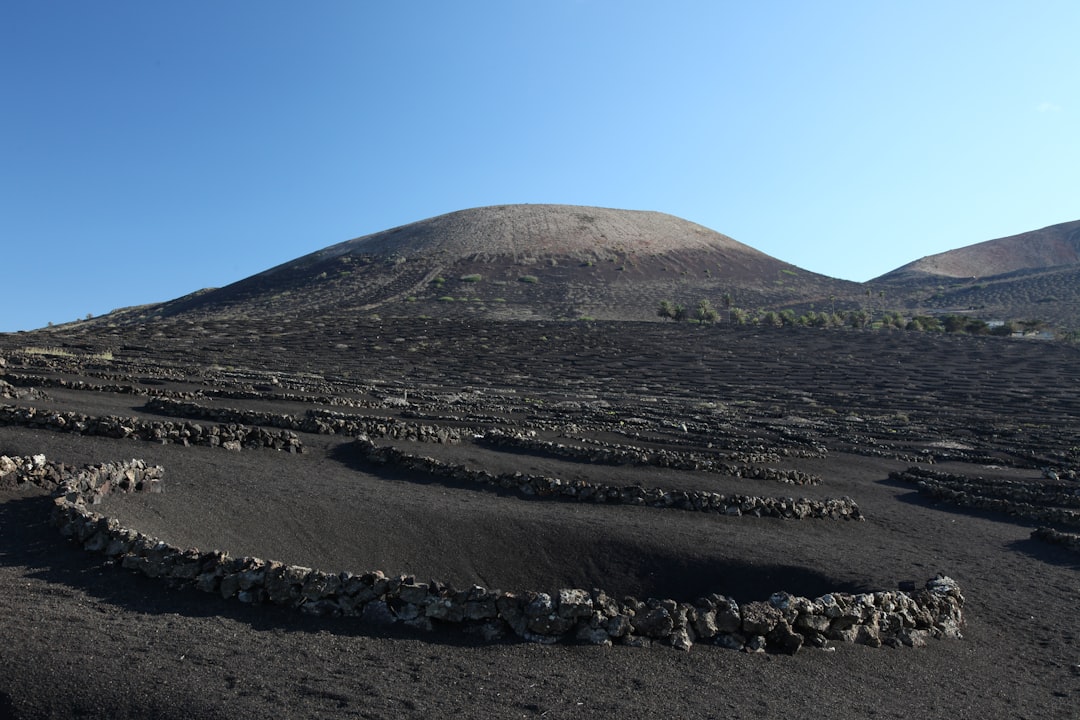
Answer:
[1, 453, 964, 653]
[353, 436, 861, 520]
[1031, 526, 1080, 554]
[478, 428, 822, 485]
[892, 466, 1080, 528]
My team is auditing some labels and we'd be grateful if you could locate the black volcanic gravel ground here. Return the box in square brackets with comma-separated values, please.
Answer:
[1, 321, 1079, 719]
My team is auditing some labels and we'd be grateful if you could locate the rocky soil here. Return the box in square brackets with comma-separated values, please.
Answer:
[1, 319, 1078, 719]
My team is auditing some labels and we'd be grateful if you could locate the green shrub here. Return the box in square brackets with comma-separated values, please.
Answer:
[519, 275, 539, 284]
[459, 274, 482, 283]
[694, 299, 719, 324]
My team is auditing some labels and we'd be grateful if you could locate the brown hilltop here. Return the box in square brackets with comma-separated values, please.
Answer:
[105, 204, 859, 323]
[878, 219, 1080, 280]
[871, 219, 1080, 329]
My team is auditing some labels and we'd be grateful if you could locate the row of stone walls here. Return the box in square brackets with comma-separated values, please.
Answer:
[896, 466, 1080, 506]
[1, 452, 964, 654]
[143, 397, 465, 443]
[355, 435, 862, 520]
[478, 428, 822, 485]
[2, 372, 201, 400]
[892, 466, 1080, 529]
[0, 404, 303, 453]
[1, 370, 375, 409]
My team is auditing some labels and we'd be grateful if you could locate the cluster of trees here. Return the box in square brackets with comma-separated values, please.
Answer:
[656, 294, 735, 324]
[657, 298, 1051, 337]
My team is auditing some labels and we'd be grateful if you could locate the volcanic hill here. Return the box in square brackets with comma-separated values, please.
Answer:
[878, 219, 1080, 280]
[105, 204, 860, 324]
[871, 219, 1080, 328]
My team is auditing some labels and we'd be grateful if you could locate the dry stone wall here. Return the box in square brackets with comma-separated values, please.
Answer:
[892, 466, 1080, 528]
[2, 372, 201, 400]
[144, 397, 464, 443]
[478, 428, 822, 485]
[0, 452, 964, 654]
[0, 378, 48, 401]
[355, 436, 862, 520]
[0, 404, 303, 453]
[1030, 527, 1080, 554]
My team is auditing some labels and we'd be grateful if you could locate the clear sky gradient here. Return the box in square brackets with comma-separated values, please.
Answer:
[3, 1, 1077, 331]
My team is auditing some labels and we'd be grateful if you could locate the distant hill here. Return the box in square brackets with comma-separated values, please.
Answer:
[100, 204, 860, 324]
[871, 220, 1080, 328]
[40, 207, 1080, 331]
[877, 220, 1080, 280]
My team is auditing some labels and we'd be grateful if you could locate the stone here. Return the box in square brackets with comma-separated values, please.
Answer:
[631, 606, 674, 639]
[360, 600, 396, 626]
[238, 589, 267, 605]
[302, 570, 341, 600]
[713, 595, 742, 633]
[691, 608, 719, 639]
[525, 592, 573, 636]
[767, 620, 805, 655]
[398, 582, 430, 605]
[195, 571, 220, 594]
[425, 595, 466, 623]
[715, 633, 745, 651]
[605, 614, 632, 638]
[557, 588, 593, 620]
[898, 628, 928, 648]
[496, 592, 528, 636]
[219, 573, 242, 599]
[464, 597, 498, 621]
[744, 635, 767, 653]
[926, 575, 962, 599]
[741, 601, 780, 636]
[395, 602, 423, 621]
[670, 627, 694, 651]
[576, 624, 613, 646]
[795, 611, 831, 635]
[238, 565, 266, 591]
[620, 635, 652, 648]
[855, 625, 882, 647]
[265, 563, 304, 605]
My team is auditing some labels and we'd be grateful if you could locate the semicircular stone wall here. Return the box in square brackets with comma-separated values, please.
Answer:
[1, 453, 965, 654]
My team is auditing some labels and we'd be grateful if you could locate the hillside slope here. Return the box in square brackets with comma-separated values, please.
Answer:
[101, 204, 859, 324]
[870, 220, 1080, 328]
[878, 219, 1080, 280]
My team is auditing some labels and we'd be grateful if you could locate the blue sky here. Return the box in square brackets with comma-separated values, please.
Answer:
[2, 1, 1077, 332]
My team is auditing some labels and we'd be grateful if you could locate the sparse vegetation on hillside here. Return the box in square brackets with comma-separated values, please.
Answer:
[652, 298, 1068, 339]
